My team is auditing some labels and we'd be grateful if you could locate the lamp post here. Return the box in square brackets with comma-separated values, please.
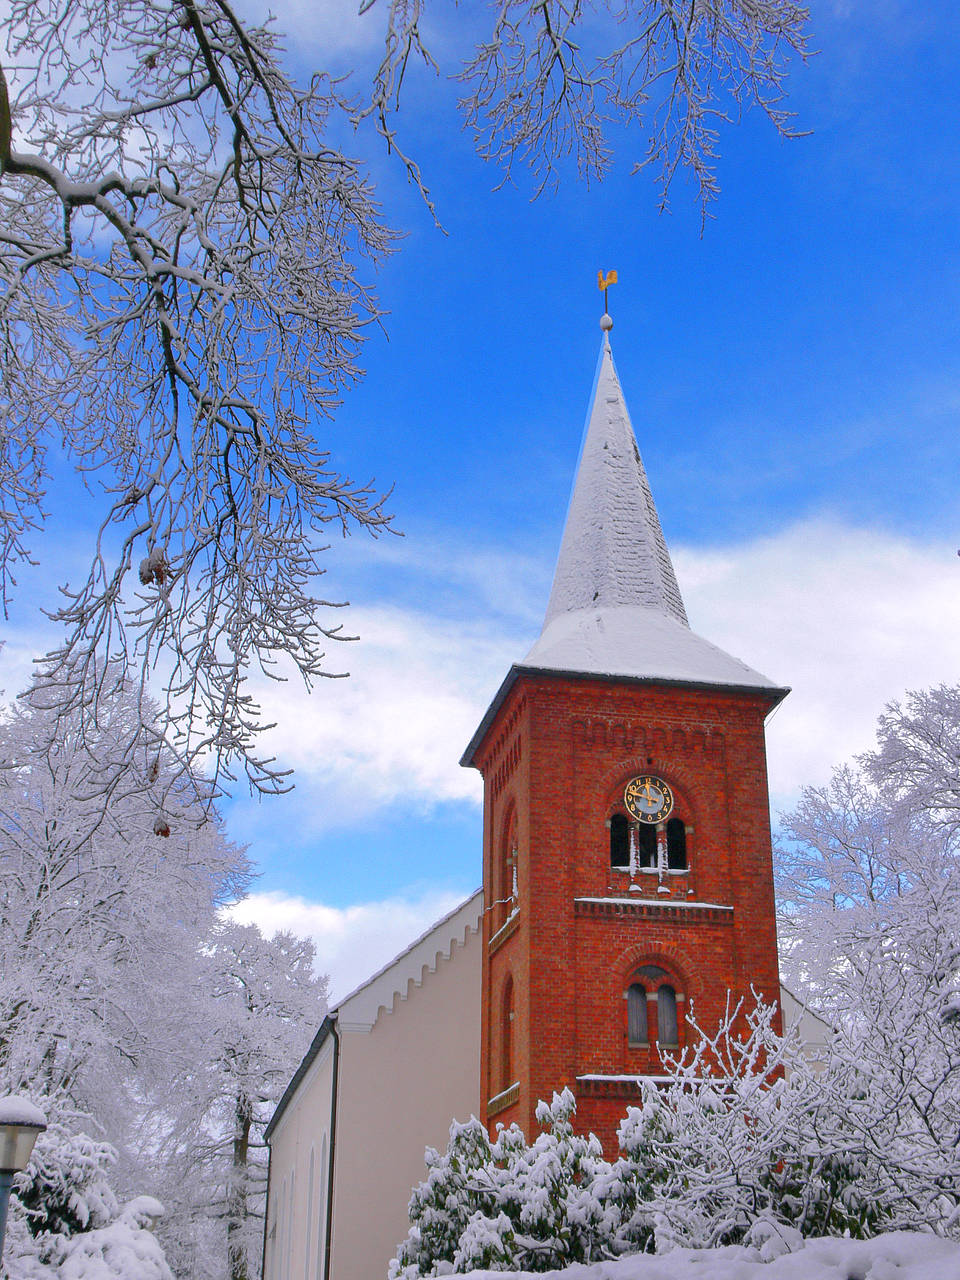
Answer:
[0, 1097, 46, 1265]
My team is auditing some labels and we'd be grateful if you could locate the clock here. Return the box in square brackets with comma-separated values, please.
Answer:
[623, 775, 674, 824]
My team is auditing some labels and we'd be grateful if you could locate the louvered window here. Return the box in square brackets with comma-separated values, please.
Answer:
[627, 983, 648, 1045]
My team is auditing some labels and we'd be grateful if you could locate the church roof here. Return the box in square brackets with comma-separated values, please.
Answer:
[462, 320, 787, 768]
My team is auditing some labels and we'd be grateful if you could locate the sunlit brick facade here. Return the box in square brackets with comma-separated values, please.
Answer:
[463, 319, 787, 1155]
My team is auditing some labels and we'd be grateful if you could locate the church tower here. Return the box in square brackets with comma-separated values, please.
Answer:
[461, 315, 788, 1155]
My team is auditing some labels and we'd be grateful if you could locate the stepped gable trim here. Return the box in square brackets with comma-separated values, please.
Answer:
[266, 889, 483, 1141]
[337, 889, 483, 1032]
[461, 664, 787, 770]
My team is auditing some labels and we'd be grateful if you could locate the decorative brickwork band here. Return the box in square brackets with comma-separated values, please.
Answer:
[574, 897, 733, 924]
[487, 1081, 520, 1117]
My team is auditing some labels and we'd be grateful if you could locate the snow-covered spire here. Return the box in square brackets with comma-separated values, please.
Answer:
[542, 318, 688, 629]
[513, 321, 786, 698]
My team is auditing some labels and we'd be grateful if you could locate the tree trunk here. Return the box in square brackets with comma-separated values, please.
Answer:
[227, 1096, 252, 1280]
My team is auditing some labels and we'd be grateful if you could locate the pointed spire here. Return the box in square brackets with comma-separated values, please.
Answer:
[461, 318, 788, 769]
[542, 321, 688, 629]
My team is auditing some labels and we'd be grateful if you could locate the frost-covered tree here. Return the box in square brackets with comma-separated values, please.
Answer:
[194, 923, 326, 1280]
[615, 1000, 891, 1251]
[0, 0, 809, 794]
[0, 674, 248, 1108]
[0, 675, 323, 1279]
[776, 684, 960, 1235]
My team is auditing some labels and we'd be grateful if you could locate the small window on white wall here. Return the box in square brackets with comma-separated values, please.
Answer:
[316, 1134, 328, 1280]
[273, 1177, 286, 1280]
[305, 1148, 315, 1280]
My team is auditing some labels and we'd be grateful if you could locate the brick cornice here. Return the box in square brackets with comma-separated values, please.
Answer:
[574, 896, 733, 924]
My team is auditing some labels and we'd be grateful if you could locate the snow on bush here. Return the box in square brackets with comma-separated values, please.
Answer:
[391, 996, 954, 1276]
[0, 1119, 175, 1280]
[14, 1125, 120, 1239]
[3, 1202, 174, 1280]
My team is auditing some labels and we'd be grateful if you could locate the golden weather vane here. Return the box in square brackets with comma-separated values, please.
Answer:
[597, 268, 618, 316]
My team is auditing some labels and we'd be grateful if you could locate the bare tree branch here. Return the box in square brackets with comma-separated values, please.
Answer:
[1, 0, 810, 797]
[1, 0, 396, 794]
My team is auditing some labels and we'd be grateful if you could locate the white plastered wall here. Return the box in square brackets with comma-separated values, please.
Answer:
[330, 922, 482, 1279]
[265, 1031, 336, 1280]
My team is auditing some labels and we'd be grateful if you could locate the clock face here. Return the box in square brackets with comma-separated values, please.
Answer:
[623, 775, 674, 824]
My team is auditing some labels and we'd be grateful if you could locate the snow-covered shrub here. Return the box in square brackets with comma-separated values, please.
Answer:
[392, 1116, 498, 1275]
[3, 1195, 174, 1280]
[498, 1090, 613, 1268]
[391, 1091, 628, 1277]
[391, 1004, 896, 1277]
[14, 1123, 119, 1239]
[619, 999, 893, 1251]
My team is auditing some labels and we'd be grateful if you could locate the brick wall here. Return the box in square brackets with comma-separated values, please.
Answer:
[474, 671, 782, 1156]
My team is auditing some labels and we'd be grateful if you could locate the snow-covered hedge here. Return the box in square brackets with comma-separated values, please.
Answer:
[3, 1198, 173, 1280]
[391, 995, 956, 1277]
[1, 1117, 175, 1280]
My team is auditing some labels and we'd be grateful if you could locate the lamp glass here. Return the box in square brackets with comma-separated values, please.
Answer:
[0, 1123, 43, 1173]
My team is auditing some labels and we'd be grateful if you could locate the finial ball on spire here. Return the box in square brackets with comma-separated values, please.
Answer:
[597, 268, 617, 329]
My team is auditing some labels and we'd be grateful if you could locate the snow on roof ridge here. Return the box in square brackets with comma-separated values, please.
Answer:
[541, 335, 688, 631]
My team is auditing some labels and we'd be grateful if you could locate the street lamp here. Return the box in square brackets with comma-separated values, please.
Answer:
[0, 1097, 46, 1265]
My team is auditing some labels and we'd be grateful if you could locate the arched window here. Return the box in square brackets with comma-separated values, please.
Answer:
[657, 985, 679, 1047]
[304, 1148, 315, 1280]
[626, 983, 648, 1045]
[636, 824, 657, 868]
[500, 975, 515, 1090]
[610, 814, 629, 868]
[497, 813, 518, 926]
[666, 818, 687, 870]
[315, 1134, 328, 1280]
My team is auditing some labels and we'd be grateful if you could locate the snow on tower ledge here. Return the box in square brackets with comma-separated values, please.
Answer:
[462, 328, 787, 768]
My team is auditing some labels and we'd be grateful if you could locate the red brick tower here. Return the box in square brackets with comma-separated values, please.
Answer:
[461, 316, 788, 1156]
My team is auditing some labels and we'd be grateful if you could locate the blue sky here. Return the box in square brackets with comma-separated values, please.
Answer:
[4, 0, 960, 998]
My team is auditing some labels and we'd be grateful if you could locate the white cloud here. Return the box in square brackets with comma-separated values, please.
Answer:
[233, 0, 384, 62]
[6, 519, 955, 841]
[247, 603, 521, 830]
[249, 519, 960, 828]
[226, 886, 470, 1004]
[675, 519, 960, 809]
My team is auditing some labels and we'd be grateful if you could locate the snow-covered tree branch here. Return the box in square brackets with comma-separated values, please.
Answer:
[1, 0, 396, 794]
[1, 0, 809, 796]
[366, 0, 809, 207]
